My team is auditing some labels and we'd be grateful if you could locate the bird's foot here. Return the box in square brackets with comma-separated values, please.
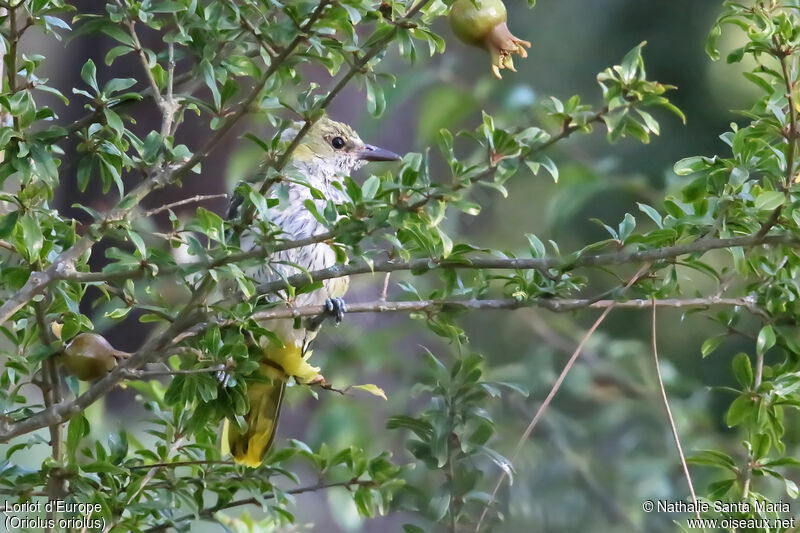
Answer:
[214, 358, 236, 388]
[324, 297, 347, 325]
[306, 297, 348, 330]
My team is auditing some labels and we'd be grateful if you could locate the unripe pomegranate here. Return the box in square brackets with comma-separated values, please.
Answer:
[449, 0, 531, 78]
[61, 332, 130, 381]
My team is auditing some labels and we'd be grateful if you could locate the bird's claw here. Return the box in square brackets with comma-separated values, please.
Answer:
[323, 297, 347, 325]
[214, 359, 235, 388]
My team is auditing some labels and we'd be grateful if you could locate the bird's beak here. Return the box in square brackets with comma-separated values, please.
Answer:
[356, 143, 401, 162]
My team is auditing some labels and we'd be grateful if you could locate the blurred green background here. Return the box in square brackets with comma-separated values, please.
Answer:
[7, 1, 793, 532]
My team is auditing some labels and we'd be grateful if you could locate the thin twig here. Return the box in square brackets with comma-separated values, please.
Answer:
[743, 324, 767, 499]
[244, 295, 759, 321]
[474, 263, 651, 532]
[122, 365, 225, 379]
[117, 0, 164, 105]
[115, 0, 178, 137]
[651, 300, 700, 520]
[126, 459, 234, 471]
[756, 42, 797, 239]
[143, 194, 228, 217]
[380, 272, 391, 302]
[50, 232, 800, 289]
[144, 478, 377, 532]
[163, 41, 176, 137]
[34, 300, 64, 532]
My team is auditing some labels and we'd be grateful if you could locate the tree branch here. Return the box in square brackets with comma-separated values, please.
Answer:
[242, 295, 759, 321]
[756, 40, 797, 239]
[144, 478, 377, 532]
[0, 290, 758, 444]
[251, 233, 800, 298]
[143, 193, 228, 217]
[51, 232, 800, 288]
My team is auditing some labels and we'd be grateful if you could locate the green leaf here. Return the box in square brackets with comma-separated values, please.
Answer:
[67, 414, 89, 461]
[701, 334, 725, 358]
[352, 384, 388, 400]
[726, 394, 755, 427]
[618, 213, 636, 241]
[0, 210, 19, 239]
[200, 60, 221, 109]
[537, 155, 559, 182]
[732, 352, 753, 390]
[19, 213, 44, 260]
[619, 41, 646, 82]
[365, 77, 386, 117]
[786, 478, 799, 499]
[81, 59, 98, 92]
[105, 45, 133, 65]
[754, 190, 785, 212]
[361, 176, 380, 200]
[757, 325, 776, 356]
[688, 449, 737, 471]
[673, 156, 710, 176]
[525, 233, 545, 258]
[637, 203, 663, 228]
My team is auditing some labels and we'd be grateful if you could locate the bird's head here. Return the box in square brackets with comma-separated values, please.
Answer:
[287, 117, 401, 176]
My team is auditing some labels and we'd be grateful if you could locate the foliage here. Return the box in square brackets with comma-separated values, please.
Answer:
[1, 0, 800, 531]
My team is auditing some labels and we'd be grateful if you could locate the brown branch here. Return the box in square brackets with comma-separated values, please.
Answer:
[33, 300, 64, 532]
[122, 365, 225, 380]
[126, 459, 234, 471]
[779, 42, 797, 190]
[756, 42, 797, 239]
[52, 232, 800, 289]
[243, 295, 759, 322]
[250, 233, 800, 298]
[144, 478, 377, 532]
[143, 194, 228, 217]
[0, 291, 757, 444]
[163, 41, 177, 137]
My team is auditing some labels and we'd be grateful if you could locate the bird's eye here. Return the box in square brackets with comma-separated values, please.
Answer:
[331, 136, 345, 149]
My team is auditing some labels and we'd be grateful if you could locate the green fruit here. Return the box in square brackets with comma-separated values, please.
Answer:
[449, 0, 531, 78]
[61, 332, 129, 381]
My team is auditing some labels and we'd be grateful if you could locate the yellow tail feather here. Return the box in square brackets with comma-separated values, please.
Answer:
[225, 343, 320, 467]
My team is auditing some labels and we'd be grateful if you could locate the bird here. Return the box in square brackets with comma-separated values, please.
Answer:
[222, 117, 401, 467]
